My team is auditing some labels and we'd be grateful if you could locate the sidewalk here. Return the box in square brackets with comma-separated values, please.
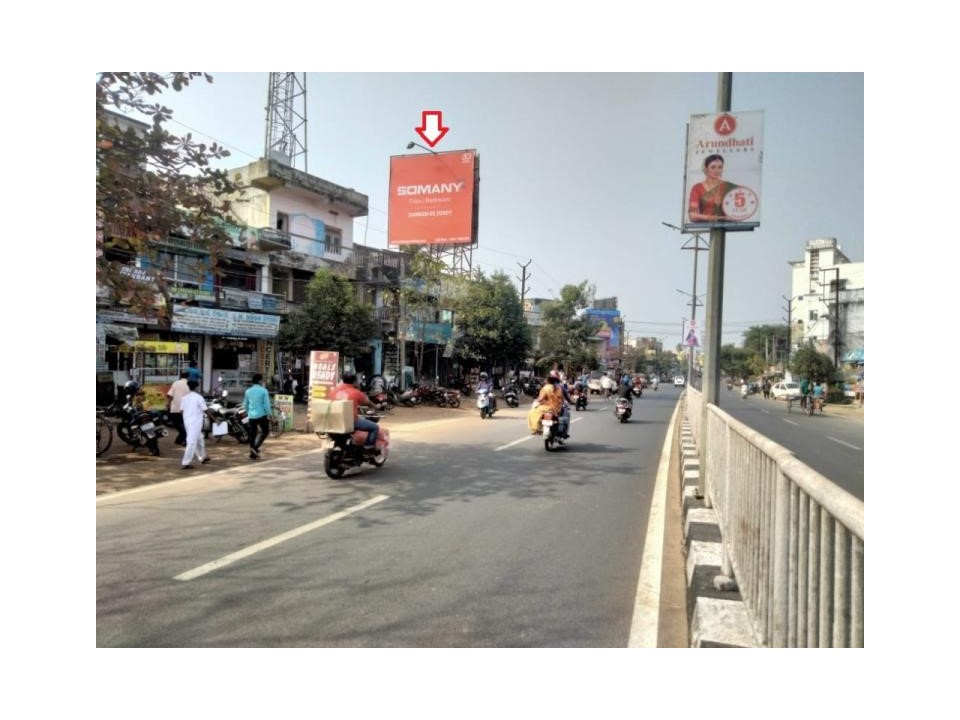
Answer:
[96, 401, 470, 496]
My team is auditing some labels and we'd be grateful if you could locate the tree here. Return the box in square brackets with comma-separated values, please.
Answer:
[789, 343, 836, 384]
[452, 270, 531, 370]
[97, 72, 238, 316]
[537, 282, 599, 375]
[278, 270, 377, 359]
[399, 247, 448, 379]
[719, 344, 757, 380]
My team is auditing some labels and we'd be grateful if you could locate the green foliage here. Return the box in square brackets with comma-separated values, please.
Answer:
[452, 271, 531, 368]
[790, 343, 835, 383]
[719, 344, 758, 379]
[742, 324, 789, 358]
[537, 281, 600, 374]
[277, 270, 377, 357]
[96, 72, 238, 315]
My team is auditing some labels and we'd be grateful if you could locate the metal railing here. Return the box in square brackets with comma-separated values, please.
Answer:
[684, 387, 864, 647]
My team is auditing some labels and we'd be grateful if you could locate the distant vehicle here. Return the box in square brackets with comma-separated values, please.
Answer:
[587, 371, 604, 395]
[674, 375, 685, 387]
[771, 381, 801, 400]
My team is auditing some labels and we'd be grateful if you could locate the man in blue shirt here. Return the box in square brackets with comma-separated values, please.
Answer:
[186, 360, 202, 386]
[244, 373, 272, 460]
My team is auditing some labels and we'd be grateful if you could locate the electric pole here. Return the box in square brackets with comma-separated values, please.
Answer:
[516, 259, 532, 304]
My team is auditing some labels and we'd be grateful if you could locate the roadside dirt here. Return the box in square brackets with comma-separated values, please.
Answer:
[96, 402, 472, 496]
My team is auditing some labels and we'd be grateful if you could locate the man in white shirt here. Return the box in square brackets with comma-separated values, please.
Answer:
[166, 371, 191, 446]
[181, 380, 211, 470]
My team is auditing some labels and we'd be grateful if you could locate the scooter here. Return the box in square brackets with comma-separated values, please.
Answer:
[502, 384, 520, 408]
[740, 384, 749, 399]
[614, 396, 632, 423]
[319, 411, 390, 479]
[477, 387, 496, 419]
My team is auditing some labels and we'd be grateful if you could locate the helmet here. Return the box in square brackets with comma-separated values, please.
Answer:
[124, 380, 140, 393]
[548, 370, 561, 381]
[480, 372, 488, 379]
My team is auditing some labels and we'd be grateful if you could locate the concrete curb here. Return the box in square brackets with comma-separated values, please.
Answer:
[678, 413, 759, 648]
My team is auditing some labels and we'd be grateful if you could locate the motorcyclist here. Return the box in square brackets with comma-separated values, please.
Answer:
[331, 370, 380, 453]
[650, 375, 659, 391]
[476, 371, 497, 413]
[618, 375, 635, 408]
[528, 370, 570, 437]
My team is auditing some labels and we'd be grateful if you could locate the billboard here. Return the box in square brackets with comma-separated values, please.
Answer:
[583, 308, 621, 365]
[682, 111, 764, 233]
[388, 149, 479, 246]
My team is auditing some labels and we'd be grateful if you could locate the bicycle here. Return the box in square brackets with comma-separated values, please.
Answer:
[270, 407, 287, 438]
[97, 409, 113, 457]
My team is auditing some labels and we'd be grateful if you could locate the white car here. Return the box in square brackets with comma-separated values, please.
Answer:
[771, 381, 801, 400]
[674, 375, 685, 387]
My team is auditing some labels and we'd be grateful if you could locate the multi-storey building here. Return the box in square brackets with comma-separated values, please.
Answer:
[787, 237, 864, 365]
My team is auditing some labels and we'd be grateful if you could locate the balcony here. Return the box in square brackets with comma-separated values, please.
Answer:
[257, 228, 293, 251]
[220, 287, 287, 314]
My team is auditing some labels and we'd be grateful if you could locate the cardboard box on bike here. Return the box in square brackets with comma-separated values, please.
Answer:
[311, 399, 354, 434]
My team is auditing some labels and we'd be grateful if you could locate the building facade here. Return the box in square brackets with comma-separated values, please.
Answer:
[787, 237, 864, 365]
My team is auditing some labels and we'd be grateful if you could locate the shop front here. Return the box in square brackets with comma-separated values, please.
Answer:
[171, 304, 281, 395]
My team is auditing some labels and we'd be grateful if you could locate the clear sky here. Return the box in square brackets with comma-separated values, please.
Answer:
[141, 72, 863, 352]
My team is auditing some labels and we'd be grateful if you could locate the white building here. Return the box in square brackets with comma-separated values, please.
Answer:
[787, 238, 864, 365]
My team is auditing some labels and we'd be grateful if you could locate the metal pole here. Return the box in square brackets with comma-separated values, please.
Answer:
[701, 72, 733, 507]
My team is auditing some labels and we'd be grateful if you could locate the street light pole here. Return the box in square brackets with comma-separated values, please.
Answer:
[677, 288, 704, 384]
[663, 222, 709, 387]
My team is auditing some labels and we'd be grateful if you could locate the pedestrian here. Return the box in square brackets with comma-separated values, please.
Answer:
[244, 373, 272, 460]
[283, 373, 293, 395]
[186, 359, 202, 386]
[166, 370, 190, 446]
[762, 379, 771, 400]
[799, 377, 810, 410]
[180, 379, 211, 470]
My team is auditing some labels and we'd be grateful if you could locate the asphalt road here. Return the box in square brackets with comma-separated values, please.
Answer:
[712, 390, 864, 500]
[97, 389, 680, 647]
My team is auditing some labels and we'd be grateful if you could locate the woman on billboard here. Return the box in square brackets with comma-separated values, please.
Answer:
[688, 154, 739, 223]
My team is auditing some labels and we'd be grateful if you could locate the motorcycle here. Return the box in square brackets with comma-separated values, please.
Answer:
[206, 391, 250, 443]
[631, 384, 643, 398]
[108, 391, 168, 456]
[615, 396, 632, 423]
[539, 408, 567, 452]
[807, 395, 824, 416]
[320, 410, 390, 479]
[572, 388, 588, 411]
[368, 389, 396, 413]
[740, 384, 749, 399]
[397, 386, 422, 407]
[477, 387, 497, 419]
[502, 384, 520, 408]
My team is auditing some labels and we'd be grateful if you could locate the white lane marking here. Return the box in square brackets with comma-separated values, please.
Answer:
[493, 417, 583, 452]
[828, 436, 861, 451]
[629, 397, 680, 647]
[494, 435, 536, 452]
[783, 419, 799, 427]
[761, 409, 770, 414]
[173, 494, 390, 581]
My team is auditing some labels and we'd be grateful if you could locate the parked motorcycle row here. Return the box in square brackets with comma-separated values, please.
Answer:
[100, 381, 170, 456]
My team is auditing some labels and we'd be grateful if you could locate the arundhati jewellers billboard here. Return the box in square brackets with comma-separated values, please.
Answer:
[682, 111, 763, 233]
[388, 149, 479, 246]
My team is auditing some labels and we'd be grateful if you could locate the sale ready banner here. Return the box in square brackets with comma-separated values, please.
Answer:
[388, 149, 478, 246]
[308, 350, 340, 401]
[682, 111, 764, 233]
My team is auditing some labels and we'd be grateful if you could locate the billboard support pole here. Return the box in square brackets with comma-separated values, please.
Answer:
[701, 72, 733, 507]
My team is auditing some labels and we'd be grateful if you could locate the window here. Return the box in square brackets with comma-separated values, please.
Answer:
[155, 251, 206, 283]
[809, 310, 818, 322]
[325, 226, 342, 255]
[271, 272, 290, 299]
[277, 212, 290, 232]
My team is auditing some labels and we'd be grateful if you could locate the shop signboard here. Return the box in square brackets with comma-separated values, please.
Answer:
[171, 304, 281, 338]
[118, 340, 189, 354]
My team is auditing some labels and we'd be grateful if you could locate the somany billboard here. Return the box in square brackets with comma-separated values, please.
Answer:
[388, 149, 479, 246]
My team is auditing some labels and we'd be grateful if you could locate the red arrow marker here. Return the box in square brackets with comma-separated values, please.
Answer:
[415, 110, 449, 147]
